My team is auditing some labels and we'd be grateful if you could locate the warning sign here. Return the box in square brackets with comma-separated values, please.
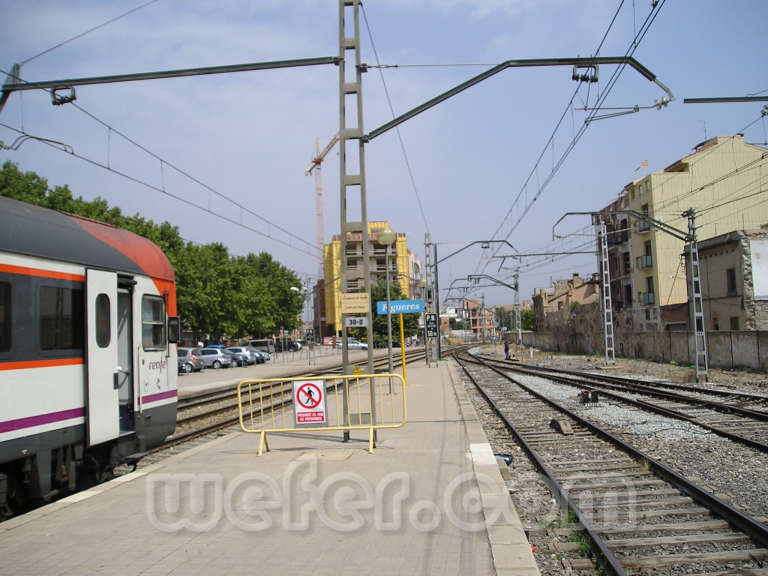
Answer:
[293, 380, 328, 427]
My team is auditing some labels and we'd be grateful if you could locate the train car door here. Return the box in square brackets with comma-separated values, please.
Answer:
[116, 286, 134, 432]
[86, 269, 120, 446]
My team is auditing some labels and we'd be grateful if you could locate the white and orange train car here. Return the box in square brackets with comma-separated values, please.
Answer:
[0, 196, 179, 512]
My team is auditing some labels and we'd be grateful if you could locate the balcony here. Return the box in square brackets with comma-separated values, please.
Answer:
[607, 230, 629, 246]
[636, 254, 653, 269]
[639, 292, 655, 306]
[635, 219, 651, 233]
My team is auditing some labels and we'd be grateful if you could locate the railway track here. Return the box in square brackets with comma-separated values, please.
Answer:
[475, 355, 768, 454]
[456, 354, 768, 575]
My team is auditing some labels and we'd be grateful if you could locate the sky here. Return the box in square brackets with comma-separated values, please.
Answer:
[1, 0, 767, 306]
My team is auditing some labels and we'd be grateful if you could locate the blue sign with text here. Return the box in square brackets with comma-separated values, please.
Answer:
[376, 299, 425, 315]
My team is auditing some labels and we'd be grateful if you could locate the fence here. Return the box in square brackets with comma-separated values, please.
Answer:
[237, 373, 407, 455]
[521, 329, 768, 371]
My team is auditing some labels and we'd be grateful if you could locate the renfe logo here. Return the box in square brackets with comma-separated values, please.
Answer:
[149, 359, 167, 371]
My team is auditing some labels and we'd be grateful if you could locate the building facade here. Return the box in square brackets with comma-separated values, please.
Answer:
[601, 135, 768, 331]
[688, 230, 768, 331]
[532, 273, 600, 330]
[322, 221, 421, 335]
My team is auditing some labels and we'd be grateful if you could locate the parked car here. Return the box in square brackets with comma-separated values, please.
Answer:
[246, 346, 267, 363]
[226, 346, 254, 367]
[275, 339, 301, 352]
[177, 347, 204, 373]
[338, 338, 367, 350]
[199, 348, 233, 369]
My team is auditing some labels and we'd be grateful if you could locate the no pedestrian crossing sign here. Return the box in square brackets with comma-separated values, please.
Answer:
[293, 380, 328, 427]
[376, 299, 424, 315]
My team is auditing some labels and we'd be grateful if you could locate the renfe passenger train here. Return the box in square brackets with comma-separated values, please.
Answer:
[0, 196, 179, 513]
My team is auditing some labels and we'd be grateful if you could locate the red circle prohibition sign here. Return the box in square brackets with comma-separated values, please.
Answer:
[296, 382, 322, 409]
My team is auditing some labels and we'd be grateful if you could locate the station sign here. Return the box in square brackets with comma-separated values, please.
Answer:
[376, 299, 425, 315]
[293, 380, 328, 427]
[345, 316, 368, 328]
[341, 293, 370, 314]
[425, 313, 438, 338]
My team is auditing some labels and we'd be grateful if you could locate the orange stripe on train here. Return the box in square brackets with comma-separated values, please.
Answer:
[0, 358, 84, 371]
[0, 263, 85, 282]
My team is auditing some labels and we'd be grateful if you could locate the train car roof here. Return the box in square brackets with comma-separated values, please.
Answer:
[0, 196, 175, 282]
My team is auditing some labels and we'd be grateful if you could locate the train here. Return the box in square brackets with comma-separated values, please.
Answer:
[0, 196, 179, 514]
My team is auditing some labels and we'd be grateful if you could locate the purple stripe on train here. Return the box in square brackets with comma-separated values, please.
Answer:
[0, 407, 85, 433]
[142, 389, 178, 404]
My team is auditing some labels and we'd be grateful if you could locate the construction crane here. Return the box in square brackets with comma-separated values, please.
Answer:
[305, 133, 339, 279]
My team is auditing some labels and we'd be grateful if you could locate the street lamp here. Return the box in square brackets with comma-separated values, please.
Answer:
[377, 228, 396, 374]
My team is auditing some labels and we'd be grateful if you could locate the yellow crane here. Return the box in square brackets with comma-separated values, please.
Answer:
[305, 133, 339, 279]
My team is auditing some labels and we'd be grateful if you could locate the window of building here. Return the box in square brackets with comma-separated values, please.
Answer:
[142, 295, 166, 350]
[624, 284, 632, 305]
[644, 240, 652, 256]
[730, 316, 739, 331]
[0, 282, 10, 352]
[622, 252, 631, 274]
[646, 276, 654, 294]
[96, 293, 111, 348]
[40, 286, 84, 350]
[727, 268, 737, 296]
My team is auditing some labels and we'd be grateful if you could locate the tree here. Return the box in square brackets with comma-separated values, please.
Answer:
[522, 309, 535, 331]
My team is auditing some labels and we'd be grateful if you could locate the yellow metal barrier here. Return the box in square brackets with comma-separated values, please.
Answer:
[237, 373, 407, 455]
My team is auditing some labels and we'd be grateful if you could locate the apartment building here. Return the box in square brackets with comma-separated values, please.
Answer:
[532, 273, 600, 330]
[322, 221, 421, 335]
[462, 298, 496, 339]
[601, 134, 768, 331]
[688, 230, 768, 331]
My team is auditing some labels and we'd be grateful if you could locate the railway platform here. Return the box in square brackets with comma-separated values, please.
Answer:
[0, 360, 539, 576]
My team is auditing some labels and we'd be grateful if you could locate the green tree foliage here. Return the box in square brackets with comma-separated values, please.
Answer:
[1, 161, 302, 342]
[522, 309, 535, 331]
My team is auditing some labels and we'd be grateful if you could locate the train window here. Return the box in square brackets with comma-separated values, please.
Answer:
[96, 293, 111, 348]
[40, 286, 84, 350]
[142, 295, 166, 350]
[0, 282, 10, 352]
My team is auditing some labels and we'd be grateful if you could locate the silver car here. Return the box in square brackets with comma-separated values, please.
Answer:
[199, 348, 233, 369]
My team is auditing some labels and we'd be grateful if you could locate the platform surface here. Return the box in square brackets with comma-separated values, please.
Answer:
[0, 359, 539, 576]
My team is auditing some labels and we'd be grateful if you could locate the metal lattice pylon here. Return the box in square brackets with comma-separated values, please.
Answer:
[599, 221, 616, 364]
[686, 209, 708, 382]
[424, 233, 435, 366]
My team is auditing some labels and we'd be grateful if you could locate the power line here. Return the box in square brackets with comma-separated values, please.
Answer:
[0, 66, 320, 258]
[20, 0, 162, 65]
[0, 121, 320, 259]
[479, 0, 667, 275]
[360, 4, 431, 235]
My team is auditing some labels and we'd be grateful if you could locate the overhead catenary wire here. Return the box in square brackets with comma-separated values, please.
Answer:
[478, 0, 667, 276]
[20, 0, 162, 65]
[0, 65, 321, 259]
[360, 3, 430, 235]
[0, 121, 319, 259]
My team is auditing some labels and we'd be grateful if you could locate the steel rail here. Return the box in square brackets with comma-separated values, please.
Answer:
[461, 353, 768, 549]
[502, 360, 768, 405]
[503, 361, 768, 421]
[477, 357, 768, 454]
[454, 356, 626, 576]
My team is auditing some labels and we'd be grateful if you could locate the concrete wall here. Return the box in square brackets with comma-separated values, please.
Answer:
[522, 328, 768, 371]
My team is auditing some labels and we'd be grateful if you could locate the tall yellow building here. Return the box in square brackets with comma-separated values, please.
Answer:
[323, 221, 416, 335]
[607, 134, 768, 331]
